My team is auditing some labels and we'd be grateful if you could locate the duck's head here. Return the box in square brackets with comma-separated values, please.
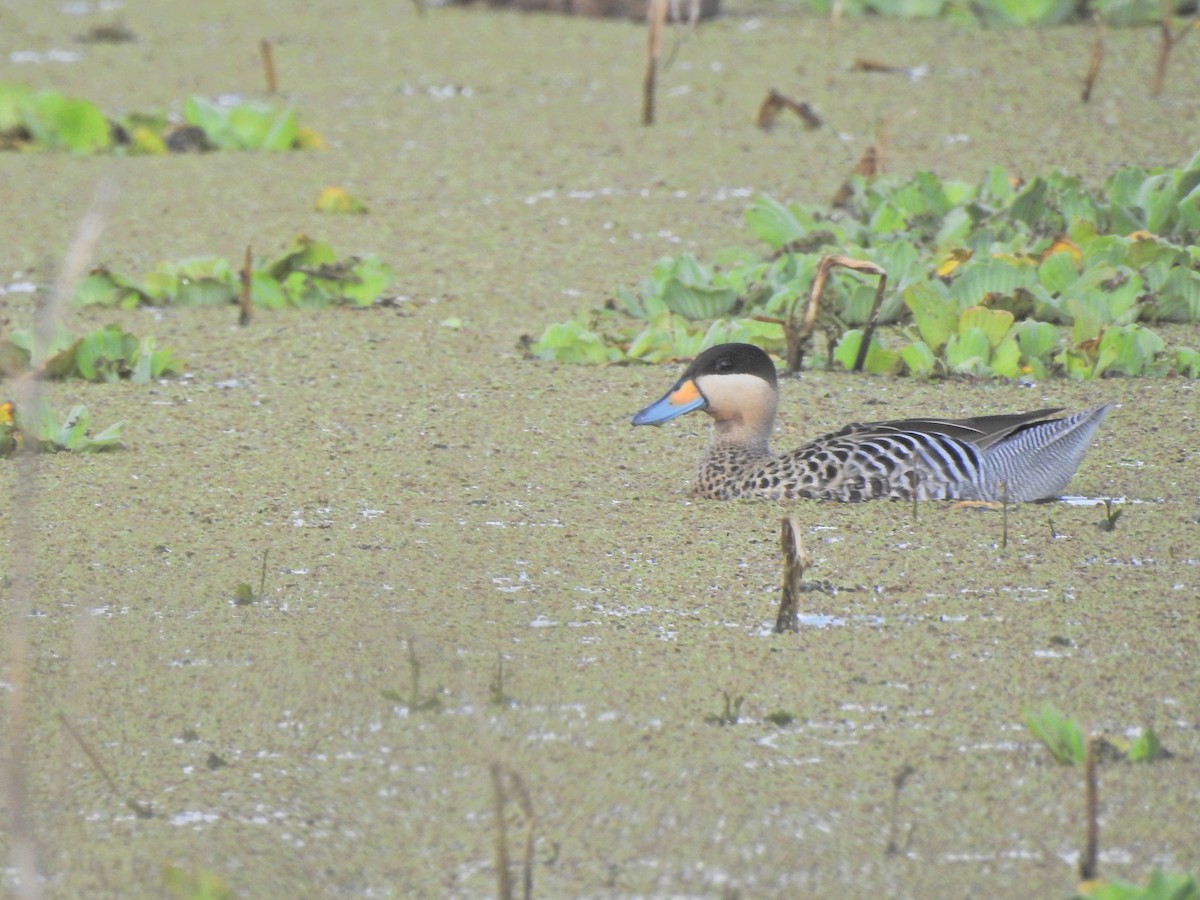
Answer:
[631, 343, 779, 447]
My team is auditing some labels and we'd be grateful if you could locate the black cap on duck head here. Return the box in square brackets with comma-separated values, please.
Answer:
[631, 343, 778, 426]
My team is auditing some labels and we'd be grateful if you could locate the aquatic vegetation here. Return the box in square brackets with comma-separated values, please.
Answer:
[489, 654, 518, 708]
[1024, 703, 1169, 765]
[1076, 870, 1200, 899]
[0, 81, 322, 154]
[73, 236, 394, 309]
[233, 551, 271, 607]
[704, 689, 744, 726]
[1, 324, 181, 384]
[1025, 703, 1087, 764]
[533, 157, 1200, 379]
[380, 640, 444, 713]
[162, 863, 233, 900]
[0, 398, 123, 456]
[314, 186, 368, 214]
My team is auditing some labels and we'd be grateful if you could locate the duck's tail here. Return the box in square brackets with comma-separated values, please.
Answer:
[982, 404, 1111, 501]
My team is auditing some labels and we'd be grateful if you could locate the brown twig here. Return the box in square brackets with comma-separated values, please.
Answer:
[1151, 1, 1194, 96]
[58, 713, 153, 818]
[885, 764, 916, 854]
[238, 245, 253, 326]
[642, 0, 668, 125]
[852, 261, 889, 373]
[491, 762, 535, 900]
[852, 58, 912, 75]
[755, 89, 823, 130]
[783, 254, 887, 374]
[259, 39, 277, 94]
[774, 517, 808, 633]
[831, 142, 882, 209]
[1080, 734, 1099, 881]
[1081, 15, 1105, 102]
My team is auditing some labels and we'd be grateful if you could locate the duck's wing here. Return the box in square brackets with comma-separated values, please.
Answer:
[819, 408, 1065, 450]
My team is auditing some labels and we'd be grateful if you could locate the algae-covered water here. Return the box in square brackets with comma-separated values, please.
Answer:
[2, 1, 1199, 896]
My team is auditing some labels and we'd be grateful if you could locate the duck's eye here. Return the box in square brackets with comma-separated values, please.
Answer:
[716, 356, 734, 372]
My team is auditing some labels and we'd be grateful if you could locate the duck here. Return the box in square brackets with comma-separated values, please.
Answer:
[631, 342, 1111, 502]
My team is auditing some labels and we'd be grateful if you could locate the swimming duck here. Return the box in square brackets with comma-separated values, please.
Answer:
[632, 342, 1110, 502]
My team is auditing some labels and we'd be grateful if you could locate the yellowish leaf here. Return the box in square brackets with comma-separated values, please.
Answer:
[934, 248, 972, 277]
[315, 186, 367, 214]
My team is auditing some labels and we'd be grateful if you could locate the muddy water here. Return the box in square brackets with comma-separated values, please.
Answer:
[2, 1, 1199, 896]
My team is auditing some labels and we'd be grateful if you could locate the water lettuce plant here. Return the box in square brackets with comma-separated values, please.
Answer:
[1, 324, 181, 384]
[1, 399, 123, 456]
[532, 155, 1200, 380]
[0, 81, 322, 154]
[1076, 870, 1200, 900]
[73, 237, 394, 309]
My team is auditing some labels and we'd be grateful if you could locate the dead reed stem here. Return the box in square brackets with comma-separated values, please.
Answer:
[1152, 1, 1194, 96]
[1081, 15, 1105, 102]
[774, 517, 806, 634]
[782, 254, 887, 374]
[239, 245, 253, 326]
[4, 179, 114, 900]
[259, 39, 277, 93]
[1080, 735, 1099, 881]
[490, 761, 535, 900]
[643, 0, 668, 125]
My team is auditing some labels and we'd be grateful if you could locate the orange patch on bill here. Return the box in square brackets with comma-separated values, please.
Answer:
[669, 379, 702, 406]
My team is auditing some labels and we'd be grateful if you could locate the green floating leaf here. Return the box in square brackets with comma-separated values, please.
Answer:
[26, 90, 112, 153]
[661, 277, 736, 320]
[1009, 176, 1049, 224]
[990, 336, 1022, 378]
[959, 305, 1014, 348]
[1078, 869, 1200, 900]
[1144, 266, 1200, 323]
[832, 330, 900, 374]
[315, 186, 368, 214]
[229, 103, 297, 151]
[1126, 726, 1168, 763]
[898, 340, 937, 376]
[945, 328, 992, 375]
[744, 194, 812, 250]
[1037, 249, 1080, 295]
[1092, 324, 1166, 377]
[0, 81, 34, 132]
[530, 320, 623, 365]
[949, 256, 1036, 308]
[905, 283, 956, 350]
[2, 397, 123, 455]
[1014, 319, 1061, 363]
[1173, 347, 1200, 378]
[1023, 703, 1085, 765]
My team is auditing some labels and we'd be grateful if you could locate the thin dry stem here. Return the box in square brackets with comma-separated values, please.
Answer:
[774, 517, 807, 634]
[259, 39, 278, 93]
[4, 178, 114, 900]
[784, 254, 887, 374]
[58, 714, 152, 818]
[1151, 0, 1194, 95]
[1080, 735, 1099, 881]
[643, 0, 668, 125]
[1081, 15, 1105, 102]
[239, 244, 254, 326]
[755, 89, 822, 131]
[491, 761, 535, 900]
